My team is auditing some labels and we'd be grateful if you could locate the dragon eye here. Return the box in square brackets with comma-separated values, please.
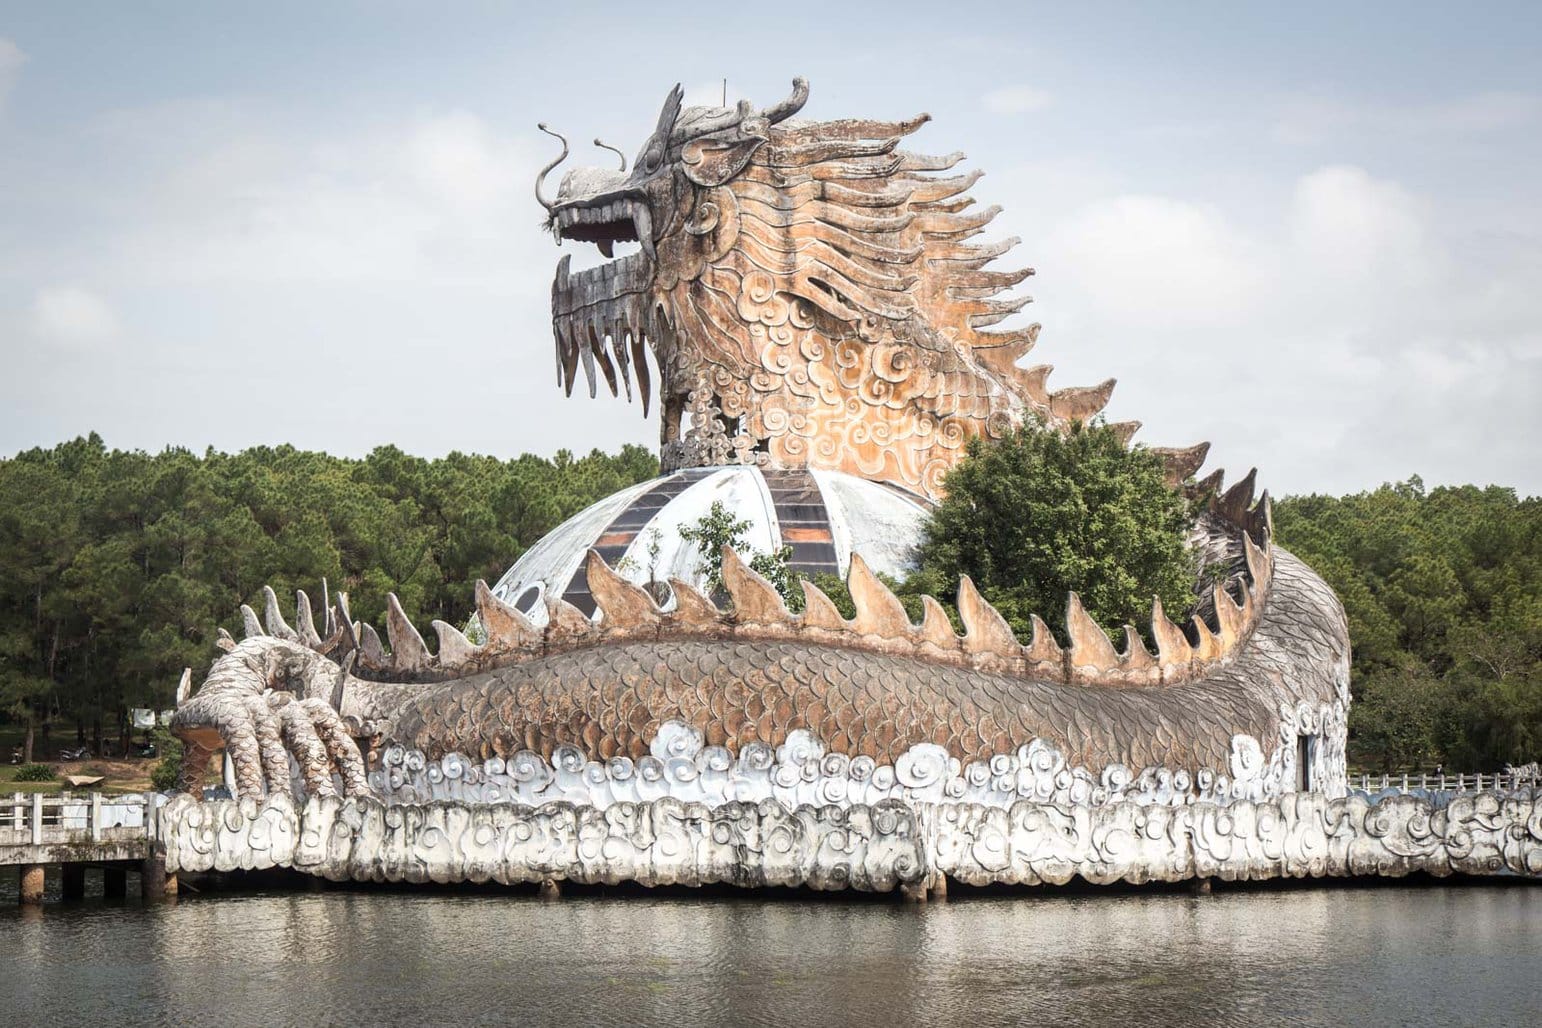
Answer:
[643, 142, 663, 173]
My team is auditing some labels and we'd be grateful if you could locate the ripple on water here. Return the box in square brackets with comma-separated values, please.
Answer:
[1, 882, 1540, 1027]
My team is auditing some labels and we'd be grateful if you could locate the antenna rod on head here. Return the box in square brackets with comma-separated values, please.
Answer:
[722, 78, 727, 107]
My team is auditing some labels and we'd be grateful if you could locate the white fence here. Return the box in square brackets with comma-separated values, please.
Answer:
[0, 792, 159, 850]
[1350, 772, 1540, 794]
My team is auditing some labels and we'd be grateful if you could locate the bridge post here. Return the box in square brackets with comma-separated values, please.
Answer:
[61, 865, 86, 901]
[102, 865, 127, 899]
[20, 864, 45, 905]
[141, 853, 175, 900]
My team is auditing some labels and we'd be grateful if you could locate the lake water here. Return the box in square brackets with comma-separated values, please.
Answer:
[3, 876, 1539, 1026]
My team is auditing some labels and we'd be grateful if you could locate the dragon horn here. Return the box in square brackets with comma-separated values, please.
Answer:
[593, 138, 627, 172]
[535, 123, 569, 214]
[763, 77, 810, 123]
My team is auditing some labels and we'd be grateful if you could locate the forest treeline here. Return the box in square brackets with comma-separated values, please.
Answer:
[2, 437, 1538, 771]
[0, 434, 657, 758]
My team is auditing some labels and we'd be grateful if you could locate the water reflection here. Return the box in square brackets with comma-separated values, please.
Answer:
[2, 883, 1539, 1026]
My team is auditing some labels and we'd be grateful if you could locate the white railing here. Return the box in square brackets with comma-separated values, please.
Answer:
[0, 791, 158, 850]
[1350, 773, 1541, 794]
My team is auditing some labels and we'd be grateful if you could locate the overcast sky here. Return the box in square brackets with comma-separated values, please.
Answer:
[1, 1, 1537, 495]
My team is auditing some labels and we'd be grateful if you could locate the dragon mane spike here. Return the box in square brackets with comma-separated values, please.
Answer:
[215, 627, 236, 653]
[473, 580, 540, 651]
[1049, 378, 1116, 422]
[585, 550, 662, 627]
[240, 604, 264, 640]
[1150, 597, 1193, 667]
[176, 667, 193, 704]
[956, 576, 1019, 657]
[431, 620, 478, 668]
[1066, 593, 1120, 673]
[1152, 442, 1211, 486]
[720, 545, 789, 622]
[846, 553, 912, 637]
[262, 585, 298, 642]
[385, 594, 432, 672]
[1106, 421, 1142, 447]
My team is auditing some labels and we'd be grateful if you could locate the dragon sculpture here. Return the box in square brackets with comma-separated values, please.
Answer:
[171, 78, 1350, 818]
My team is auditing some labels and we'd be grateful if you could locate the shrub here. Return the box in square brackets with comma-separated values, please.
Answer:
[150, 727, 184, 792]
[13, 762, 56, 782]
[679, 501, 804, 611]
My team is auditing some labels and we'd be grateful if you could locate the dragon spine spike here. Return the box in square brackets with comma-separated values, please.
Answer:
[1026, 614, 1063, 664]
[385, 594, 431, 672]
[1013, 364, 1054, 404]
[956, 576, 1019, 657]
[1150, 598, 1193, 665]
[215, 627, 236, 653]
[1121, 625, 1155, 670]
[1190, 615, 1221, 662]
[175, 668, 192, 704]
[1242, 533, 1271, 592]
[262, 585, 298, 642]
[1214, 467, 1257, 525]
[358, 622, 387, 666]
[666, 578, 722, 625]
[719, 545, 789, 622]
[1189, 468, 1225, 502]
[473, 579, 540, 651]
[1250, 491, 1275, 542]
[431, 620, 478, 668]
[240, 604, 263, 640]
[321, 578, 334, 637]
[295, 589, 323, 648]
[544, 597, 595, 641]
[1066, 592, 1120, 672]
[334, 591, 359, 654]
[584, 550, 662, 626]
[918, 596, 958, 648]
[846, 553, 911, 636]
[1212, 583, 1246, 645]
[799, 579, 849, 632]
[329, 651, 355, 710]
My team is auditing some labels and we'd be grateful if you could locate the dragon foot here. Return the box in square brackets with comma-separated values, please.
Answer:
[172, 638, 370, 800]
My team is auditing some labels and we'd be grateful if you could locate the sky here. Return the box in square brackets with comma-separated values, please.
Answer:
[0, 1, 1538, 496]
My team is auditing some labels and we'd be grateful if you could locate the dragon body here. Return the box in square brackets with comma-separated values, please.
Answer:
[172, 79, 1350, 812]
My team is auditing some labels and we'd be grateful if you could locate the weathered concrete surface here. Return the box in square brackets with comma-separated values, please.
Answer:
[159, 789, 1542, 891]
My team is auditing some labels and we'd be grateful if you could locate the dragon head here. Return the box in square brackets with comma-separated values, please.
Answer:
[540, 78, 1119, 500]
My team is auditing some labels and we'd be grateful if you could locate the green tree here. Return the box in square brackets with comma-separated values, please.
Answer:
[918, 421, 1196, 642]
[678, 501, 804, 611]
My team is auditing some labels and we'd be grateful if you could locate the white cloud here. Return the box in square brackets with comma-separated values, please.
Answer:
[982, 85, 1052, 115]
[0, 37, 25, 113]
[1031, 165, 1541, 493]
[32, 287, 120, 344]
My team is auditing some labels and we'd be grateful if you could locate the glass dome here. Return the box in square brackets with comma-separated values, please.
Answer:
[489, 465, 932, 624]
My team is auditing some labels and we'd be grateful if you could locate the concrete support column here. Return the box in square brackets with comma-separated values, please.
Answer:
[1190, 876, 1214, 896]
[141, 855, 175, 901]
[102, 865, 127, 899]
[20, 864, 46, 905]
[61, 865, 86, 901]
[900, 881, 927, 903]
[929, 873, 949, 902]
[538, 878, 562, 899]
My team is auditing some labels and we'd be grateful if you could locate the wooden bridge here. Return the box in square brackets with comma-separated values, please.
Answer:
[1, 792, 174, 904]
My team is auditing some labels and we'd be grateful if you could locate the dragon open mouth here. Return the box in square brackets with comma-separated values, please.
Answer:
[550, 198, 652, 261]
[548, 196, 666, 416]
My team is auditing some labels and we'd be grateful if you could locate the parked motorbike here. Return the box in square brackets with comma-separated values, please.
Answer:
[58, 746, 92, 761]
